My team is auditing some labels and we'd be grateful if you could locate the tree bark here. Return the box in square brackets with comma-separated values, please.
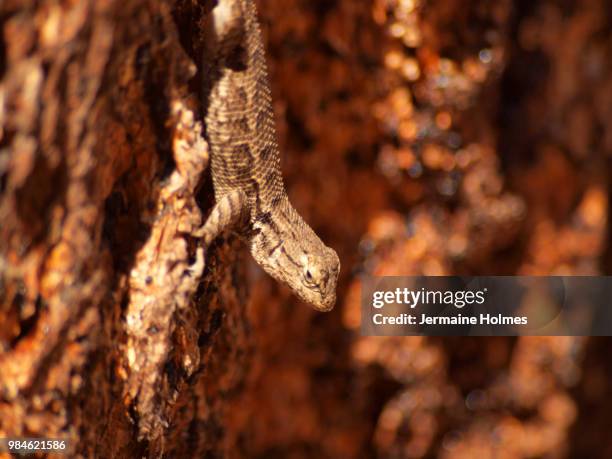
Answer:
[0, 0, 254, 456]
[2, 0, 612, 458]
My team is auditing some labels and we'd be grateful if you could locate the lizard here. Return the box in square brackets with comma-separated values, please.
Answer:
[196, 0, 340, 311]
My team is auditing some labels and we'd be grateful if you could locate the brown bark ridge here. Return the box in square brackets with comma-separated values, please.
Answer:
[0, 0, 253, 456]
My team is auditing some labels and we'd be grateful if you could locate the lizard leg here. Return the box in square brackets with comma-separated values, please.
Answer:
[195, 189, 248, 245]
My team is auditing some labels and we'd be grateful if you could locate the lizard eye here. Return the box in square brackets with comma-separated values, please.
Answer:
[305, 269, 313, 281]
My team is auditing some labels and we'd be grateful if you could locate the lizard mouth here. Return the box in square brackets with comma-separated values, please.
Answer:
[317, 303, 335, 312]
[313, 293, 336, 312]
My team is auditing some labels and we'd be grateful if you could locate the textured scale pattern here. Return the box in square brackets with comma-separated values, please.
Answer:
[199, 0, 340, 311]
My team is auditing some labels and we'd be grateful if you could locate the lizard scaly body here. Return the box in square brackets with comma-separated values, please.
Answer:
[197, 0, 340, 311]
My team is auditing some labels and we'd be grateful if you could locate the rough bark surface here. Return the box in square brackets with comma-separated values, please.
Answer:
[0, 0, 251, 456]
[1, 0, 612, 458]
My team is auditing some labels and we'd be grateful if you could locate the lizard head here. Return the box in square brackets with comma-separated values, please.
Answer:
[252, 223, 340, 312]
[294, 245, 340, 311]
